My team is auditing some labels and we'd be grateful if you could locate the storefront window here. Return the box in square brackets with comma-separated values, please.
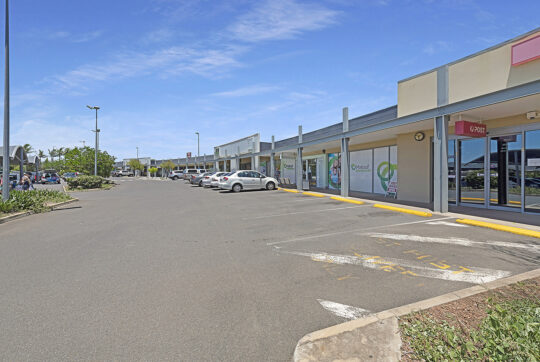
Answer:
[459, 138, 485, 205]
[350, 146, 397, 195]
[328, 153, 341, 190]
[350, 149, 373, 192]
[489, 135, 522, 209]
[448, 140, 456, 204]
[525, 130, 540, 213]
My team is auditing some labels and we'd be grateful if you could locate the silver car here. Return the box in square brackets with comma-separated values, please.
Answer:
[218, 170, 277, 192]
[204, 172, 227, 188]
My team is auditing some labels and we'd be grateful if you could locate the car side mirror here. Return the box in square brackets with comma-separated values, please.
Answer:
[260, 175, 266, 179]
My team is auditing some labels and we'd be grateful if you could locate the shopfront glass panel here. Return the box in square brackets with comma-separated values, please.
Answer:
[448, 140, 456, 204]
[350, 149, 373, 192]
[459, 138, 485, 205]
[525, 130, 540, 213]
[328, 153, 341, 190]
[489, 135, 522, 209]
[373, 147, 389, 194]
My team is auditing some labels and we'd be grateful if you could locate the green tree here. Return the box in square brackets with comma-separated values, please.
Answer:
[23, 143, 34, 154]
[128, 159, 144, 175]
[62, 147, 116, 177]
[38, 150, 46, 166]
[160, 160, 176, 177]
[149, 167, 158, 177]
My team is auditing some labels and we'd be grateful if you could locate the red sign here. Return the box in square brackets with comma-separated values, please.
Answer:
[455, 120, 486, 138]
[512, 34, 540, 66]
[186, 152, 192, 158]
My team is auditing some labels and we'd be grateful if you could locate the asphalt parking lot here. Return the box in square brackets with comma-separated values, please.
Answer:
[0, 178, 538, 361]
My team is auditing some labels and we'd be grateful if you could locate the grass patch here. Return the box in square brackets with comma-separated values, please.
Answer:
[400, 279, 540, 361]
[0, 189, 73, 214]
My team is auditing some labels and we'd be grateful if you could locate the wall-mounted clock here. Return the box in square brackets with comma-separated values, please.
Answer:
[414, 132, 425, 141]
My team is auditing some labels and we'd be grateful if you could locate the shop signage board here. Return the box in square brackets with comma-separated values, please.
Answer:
[187, 152, 192, 158]
[528, 158, 540, 167]
[455, 120, 487, 138]
[350, 149, 373, 193]
[328, 153, 341, 190]
[512, 34, 540, 66]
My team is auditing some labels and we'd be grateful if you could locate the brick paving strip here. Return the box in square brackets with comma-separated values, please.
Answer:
[293, 268, 540, 361]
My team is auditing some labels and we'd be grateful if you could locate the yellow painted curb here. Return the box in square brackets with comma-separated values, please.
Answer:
[330, 196, 364, 205]
[456, 219, 540, 239]
[279, 188, 300, 193]
[303, 192, 325, 198]
[373, 204, 432, 217]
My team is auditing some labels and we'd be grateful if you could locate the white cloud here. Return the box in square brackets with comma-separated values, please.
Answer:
[45, 30, 104, 43]
[228, 0, 339, 42]
[212, 85, 280, 97]
[423, 40, 452, 55]
[48, 45, 245, 93]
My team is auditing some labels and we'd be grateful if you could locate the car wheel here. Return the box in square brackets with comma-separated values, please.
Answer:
[232, 183, 242, 193]
[173, 176, 178, 180]
[266, 182, 275, 190]
[198, 181, 203, 187]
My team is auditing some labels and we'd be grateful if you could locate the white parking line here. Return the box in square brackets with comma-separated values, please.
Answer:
[242, 205, 367, 220]
[427, 221, 468, 227]
[282, 249, 511, 284]
[364, 233, 540, 253]
[266, 217, 454, 246]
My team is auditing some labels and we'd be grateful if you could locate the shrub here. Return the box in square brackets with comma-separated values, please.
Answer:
[0, 190, 71, 214]
[67, 175, 104, 189]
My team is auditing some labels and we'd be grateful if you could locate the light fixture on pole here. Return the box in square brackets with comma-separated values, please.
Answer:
[195, 132, 200, 169]
[80, 140, 86, 147]
[86, 105, 100, 176]
[2, 0, 10, 201]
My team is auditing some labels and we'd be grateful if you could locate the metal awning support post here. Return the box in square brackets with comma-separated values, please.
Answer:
[296, 125, 303, 191]
[270, 135, 275, 178]
[433, 115, 449, 213]
[341, 107, 350, 197]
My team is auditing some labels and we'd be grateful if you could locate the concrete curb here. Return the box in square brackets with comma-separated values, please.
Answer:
[293, 268, 540, 362]
[373, 203, 432, 217]
[330, 196, 365, 205]
[0, 198, 78, 225]
[303, 191, 326, 198]
[278, 188, 300, 193]
[456, 218, 540, 239]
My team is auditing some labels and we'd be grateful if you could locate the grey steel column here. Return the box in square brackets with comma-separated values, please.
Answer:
[19, 147, 23, 181]
[433, 115, 449, 213]
[341, 138, 350, 197]
[270, 135, 275, 178]
[341, 107, 350, 197]
[2, 0, 10, 201]
[296, 125, 303, 190]
[94, 108, 98, 176]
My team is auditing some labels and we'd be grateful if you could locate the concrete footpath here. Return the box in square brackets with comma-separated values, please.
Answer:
[293, 268, 540, 361]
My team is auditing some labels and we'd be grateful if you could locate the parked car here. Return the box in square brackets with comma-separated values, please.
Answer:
[168, 170, 184, 180]
[111, 170, 122, 177]
[201, 172, 217, 188]
[62, 172, 78, 181]
[182, 169, 206, 180]
[41, 172, 61, 184]
[218, 170, 277, 192]
[206, 172, 228, 188]
[191, 172, 213, 187]
[118, 170, 134, 177]
[29, 171, 41, 183]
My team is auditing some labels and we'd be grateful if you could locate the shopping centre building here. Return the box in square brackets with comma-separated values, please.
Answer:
[152, 28, 540, 215]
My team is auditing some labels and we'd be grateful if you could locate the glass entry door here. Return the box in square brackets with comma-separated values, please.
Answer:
[489, 134, 522, 209]
[459, 138, 486, 205]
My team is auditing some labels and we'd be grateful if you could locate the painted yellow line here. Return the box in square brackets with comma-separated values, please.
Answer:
[330, 196, 364, 205]
[373, 204, 432, 217]
[278, 188, 300, 193]
[461, 197, 522, 205]
[456, 219, 540, 239]
[303, 191, 326, 198]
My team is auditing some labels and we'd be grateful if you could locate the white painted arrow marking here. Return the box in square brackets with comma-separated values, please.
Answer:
[364, 233, 540, 253]
[317, 299, 371, 320]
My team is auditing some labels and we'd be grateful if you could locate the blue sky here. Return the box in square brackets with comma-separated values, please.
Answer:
[3, 0, 539, 160]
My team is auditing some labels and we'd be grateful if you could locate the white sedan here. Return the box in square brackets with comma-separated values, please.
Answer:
[218, 170, 277, 192]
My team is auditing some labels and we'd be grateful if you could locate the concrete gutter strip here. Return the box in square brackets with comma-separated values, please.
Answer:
[0, 198, 78, 225]
[456, 218, 540, 239]
[293, 268, 540, 362]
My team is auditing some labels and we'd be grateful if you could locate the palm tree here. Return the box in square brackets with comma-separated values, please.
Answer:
[38, 150, 45, 163]
[48, 148, 57, 162]
[23, 143, 34, 154]
[57, 147, 65, 160]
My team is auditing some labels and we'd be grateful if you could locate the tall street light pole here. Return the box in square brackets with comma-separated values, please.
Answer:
[2, 0, 9, 201]
[136, 146, 139, 176]
[86, 105, 100, 176]
[195, 132, 200, 169]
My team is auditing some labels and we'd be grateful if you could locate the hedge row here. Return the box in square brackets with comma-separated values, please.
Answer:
[0, 190, 72, 214]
